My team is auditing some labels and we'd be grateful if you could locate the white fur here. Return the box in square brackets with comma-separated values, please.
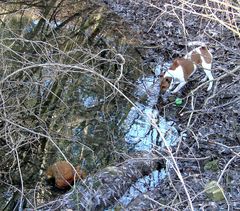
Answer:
[165, 63, 197, 93]
[187, 41, 207, 46]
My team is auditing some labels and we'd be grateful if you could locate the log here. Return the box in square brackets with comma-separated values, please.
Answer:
[45, 153, 163, 210]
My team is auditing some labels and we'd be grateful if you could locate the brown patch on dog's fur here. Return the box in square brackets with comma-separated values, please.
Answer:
[174, 58, 195, 81]
[191, 51, 202, 65]
[169, 58, 180, 71]
[200, 46, 212, 64]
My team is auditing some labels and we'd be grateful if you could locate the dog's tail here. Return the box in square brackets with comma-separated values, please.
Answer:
[187, 41, 208, 47]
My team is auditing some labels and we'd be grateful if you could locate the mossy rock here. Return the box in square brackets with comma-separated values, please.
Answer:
[204, 160, 219, 172]
[205, 181, 224, 201]
[168, 95, 175, 102]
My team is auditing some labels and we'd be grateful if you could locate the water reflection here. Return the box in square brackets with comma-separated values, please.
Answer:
[118, 74, 179, 208]
[124, 103, 178, 150]
[134, 75, 160, 106]
[124, 75, 179, 150]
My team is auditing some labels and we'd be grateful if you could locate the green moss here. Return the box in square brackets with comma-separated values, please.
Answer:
[205, 181, 224, 201]
[204, 160, 219, 171]
[105, 167, 121, 175]
[92, 180, 102, 189]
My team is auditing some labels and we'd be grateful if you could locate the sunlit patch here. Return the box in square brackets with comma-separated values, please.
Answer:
[123, 103, 179, 151]
[124, 74, 179, 151]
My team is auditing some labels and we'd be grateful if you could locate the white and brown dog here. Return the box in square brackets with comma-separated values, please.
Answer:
[160, 46, 213, 93]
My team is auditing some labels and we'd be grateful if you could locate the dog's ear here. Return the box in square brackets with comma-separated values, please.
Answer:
[165, 78, 171, 83]
[170, 58, 181, 70]
[160, 72, 165, 78]
[174, 58, 181, 65]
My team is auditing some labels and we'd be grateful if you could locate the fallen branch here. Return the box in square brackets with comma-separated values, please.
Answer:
[39, 153, 163, 210]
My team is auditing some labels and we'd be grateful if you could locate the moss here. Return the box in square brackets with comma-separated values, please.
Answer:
[204, 159, 219, 172]
[92, 180, 102, 189]
[105, 167, 122, 175]
[205, 181, 224, 201]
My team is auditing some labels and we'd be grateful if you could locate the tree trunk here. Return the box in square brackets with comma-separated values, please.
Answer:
[43, 153, 163, 210]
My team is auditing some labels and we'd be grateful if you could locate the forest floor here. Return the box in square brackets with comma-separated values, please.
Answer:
[102, 0, 240, 209]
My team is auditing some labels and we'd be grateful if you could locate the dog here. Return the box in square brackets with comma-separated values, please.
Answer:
[160, 46, 213, 94]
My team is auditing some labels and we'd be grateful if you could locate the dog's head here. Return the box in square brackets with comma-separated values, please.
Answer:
[160, 73, 172, 93]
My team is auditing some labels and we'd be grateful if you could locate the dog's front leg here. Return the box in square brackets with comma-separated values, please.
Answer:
[167, 79, 175, 92]
[200, 75, 208, 82]
[171, 82, 186, 93]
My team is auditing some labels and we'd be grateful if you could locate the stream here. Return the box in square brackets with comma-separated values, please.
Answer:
[110, 65, 179, 208]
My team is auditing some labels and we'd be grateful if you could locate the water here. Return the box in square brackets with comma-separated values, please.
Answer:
[25, 20, 64, 32]
[124, 103, 178, 151]
[124, 74, 179, 150]
[116, 72, 179, 208]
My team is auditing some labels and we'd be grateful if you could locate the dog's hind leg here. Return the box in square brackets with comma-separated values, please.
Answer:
[202, 63, 213, 91]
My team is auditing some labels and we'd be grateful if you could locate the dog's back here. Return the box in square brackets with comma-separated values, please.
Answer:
[184, 46, 212, 68]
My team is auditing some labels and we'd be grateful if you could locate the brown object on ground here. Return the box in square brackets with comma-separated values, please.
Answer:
[46, 161, 85, 189]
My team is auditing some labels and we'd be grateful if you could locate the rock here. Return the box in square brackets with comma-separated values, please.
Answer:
[46, 161, 85, 189]
[204, 160, 219, 172]
[205, 181, 225, 201]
